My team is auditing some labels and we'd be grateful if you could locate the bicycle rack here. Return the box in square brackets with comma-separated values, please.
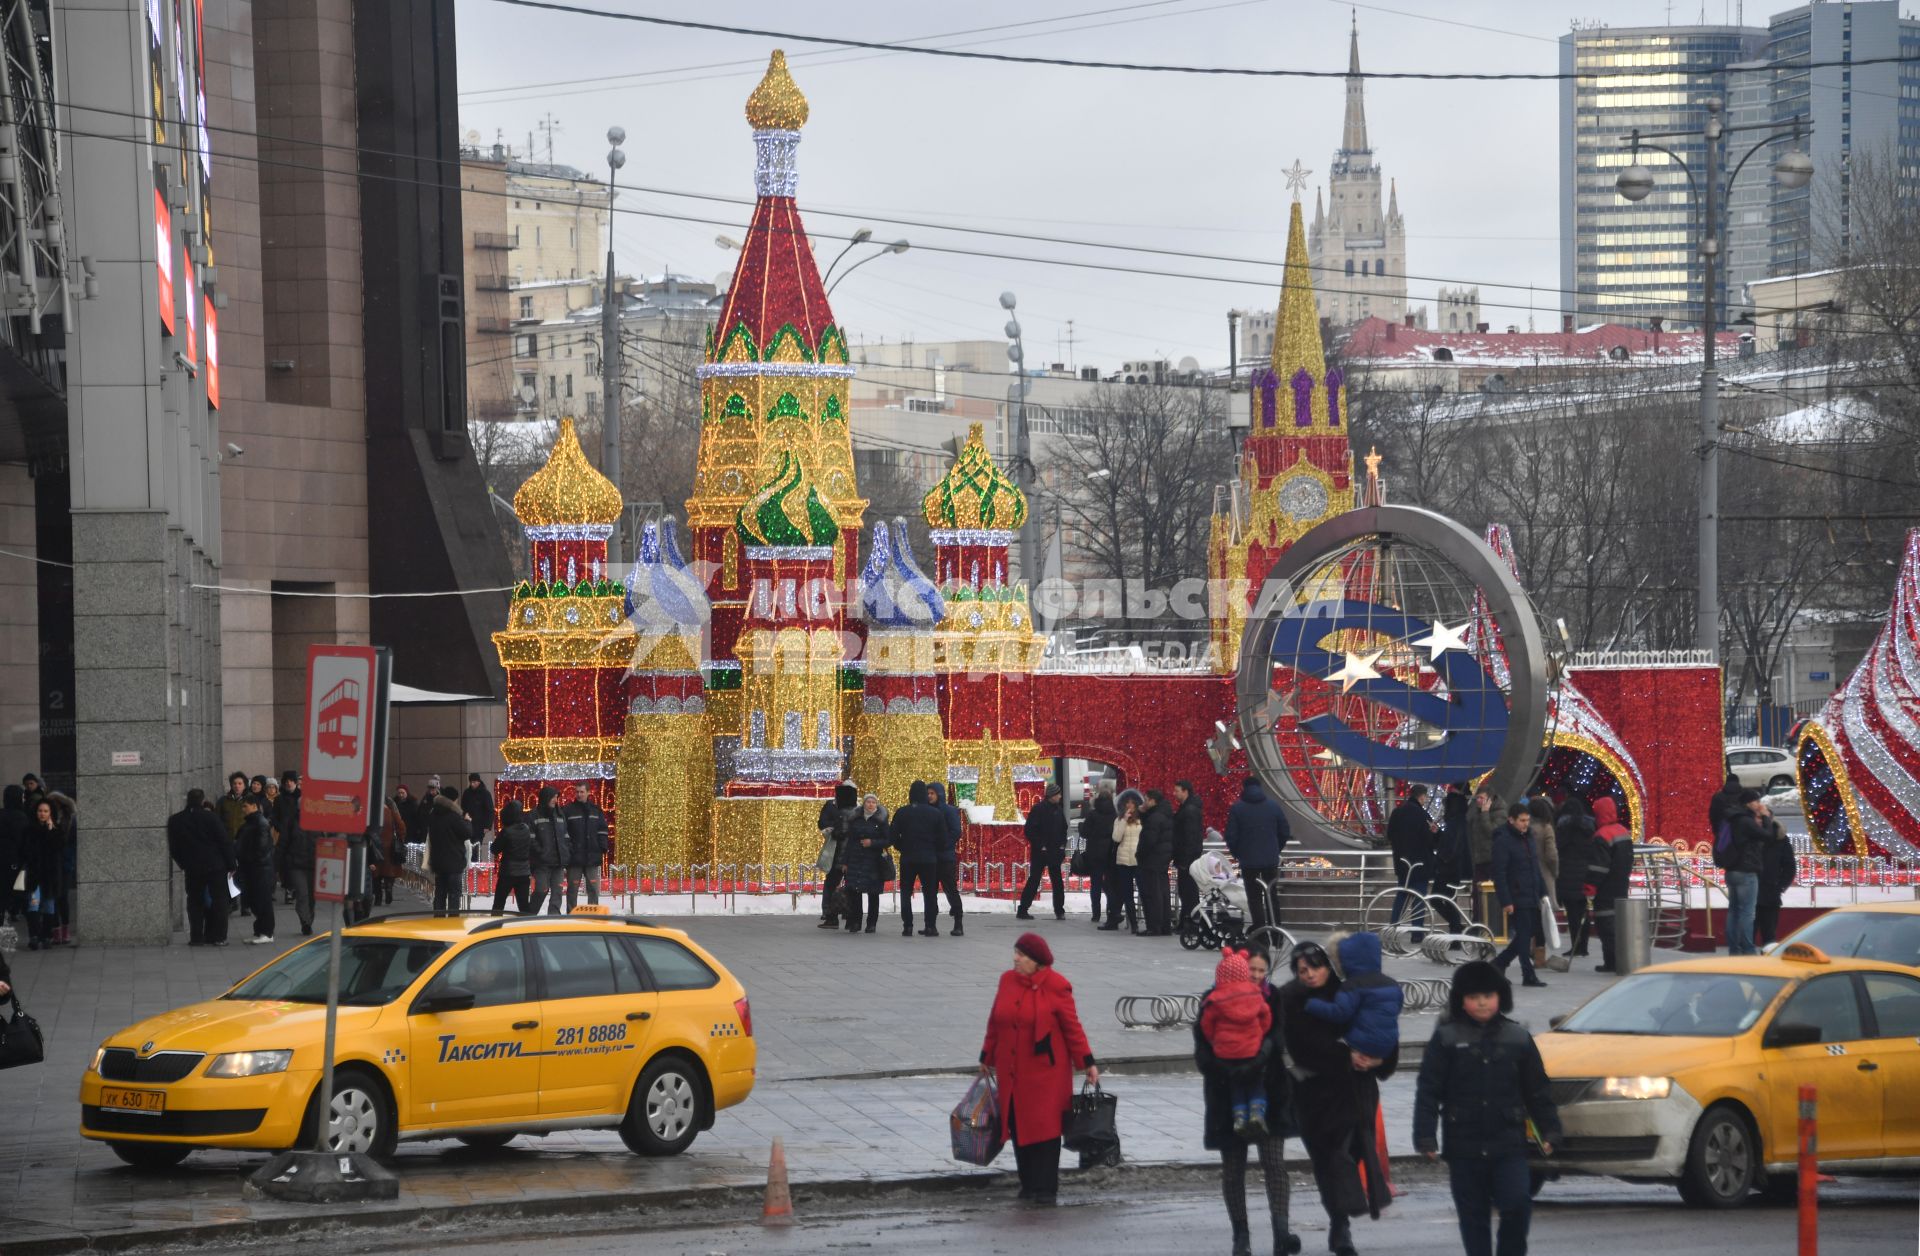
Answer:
[1114, 993, 1202, 1030]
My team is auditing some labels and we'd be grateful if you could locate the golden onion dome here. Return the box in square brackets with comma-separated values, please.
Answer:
[513, 417, 623, 527]
[922, 422, 1028, 531]
[745, 50, 809, 131]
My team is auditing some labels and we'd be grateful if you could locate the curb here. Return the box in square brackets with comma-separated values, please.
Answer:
[2, 1152, 1441, 1255]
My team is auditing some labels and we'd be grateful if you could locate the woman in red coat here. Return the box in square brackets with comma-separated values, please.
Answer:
[979, 932, 1099, 1204]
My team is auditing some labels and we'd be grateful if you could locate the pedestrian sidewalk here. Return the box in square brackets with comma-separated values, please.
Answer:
[0, 898, 1600, 1252]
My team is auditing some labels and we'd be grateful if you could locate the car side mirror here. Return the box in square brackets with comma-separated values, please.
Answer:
[1548, 1014, 1568, 1030]
[1765, 1021, 1821, 1049]
[417, 986, 476, 1015]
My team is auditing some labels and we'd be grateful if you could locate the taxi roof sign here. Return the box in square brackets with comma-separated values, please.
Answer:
[1779, 942, 1831, 965]
[570, 903, 613, 917]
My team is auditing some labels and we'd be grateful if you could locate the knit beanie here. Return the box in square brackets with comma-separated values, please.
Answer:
[1013, 932, 1054, 967]
[1215, 949, 1251, 987]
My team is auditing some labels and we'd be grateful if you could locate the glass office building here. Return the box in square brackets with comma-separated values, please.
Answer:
[1559, 25, 1767, 328]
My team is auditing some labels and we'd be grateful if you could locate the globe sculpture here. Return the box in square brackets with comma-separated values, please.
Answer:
[1235, 505, 1551, 848]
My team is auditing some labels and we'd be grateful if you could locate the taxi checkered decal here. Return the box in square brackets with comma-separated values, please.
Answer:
[381, 1048, 408, 1065]
[710, 1022, 742, 1038]
[1825, 1044, 1847, 1056]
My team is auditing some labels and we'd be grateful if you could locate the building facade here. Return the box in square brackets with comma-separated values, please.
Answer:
[1767, 2, 1920, 274]
[1559, 23, 1767, 326]
[1309, 19, 1407, 329]
[35, 0, 510, 943]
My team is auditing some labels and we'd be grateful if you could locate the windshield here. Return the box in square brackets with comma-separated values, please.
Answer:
[225, 937, 447, 1006]
[1558, 972, 1788, 1037]
[1785, 912, 1920, 967]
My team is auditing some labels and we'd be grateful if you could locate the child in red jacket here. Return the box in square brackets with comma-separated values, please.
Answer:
[1200, 948, 1273, 1137]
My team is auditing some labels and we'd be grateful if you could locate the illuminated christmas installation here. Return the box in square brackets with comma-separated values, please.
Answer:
[1796, 528, 1920, 859]
[490, 62, 1735, 868]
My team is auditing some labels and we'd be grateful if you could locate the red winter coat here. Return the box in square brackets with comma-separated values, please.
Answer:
[980, 966, 1095, 1146]
[1200, 981, 1272, 1061]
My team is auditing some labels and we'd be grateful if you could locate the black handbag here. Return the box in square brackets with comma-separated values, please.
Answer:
[0, 993, 45, 1070]
[1061, 1081, 1119, 1153]
[877, 852, 896, 882]
[1069, 850, 1090, 877]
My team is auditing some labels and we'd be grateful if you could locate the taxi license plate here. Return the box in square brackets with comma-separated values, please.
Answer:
[99, 1087, 166, 1115]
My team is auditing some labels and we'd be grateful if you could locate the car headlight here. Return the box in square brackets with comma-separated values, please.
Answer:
[205, 1050, 294, 1078]
[1598, 1075, 1672, 1100]
[89, 1046, 106, 1074]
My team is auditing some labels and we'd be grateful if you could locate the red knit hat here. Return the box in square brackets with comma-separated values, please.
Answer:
[1215, 949, 1251, 987]
[1014, 932, 1054, 967]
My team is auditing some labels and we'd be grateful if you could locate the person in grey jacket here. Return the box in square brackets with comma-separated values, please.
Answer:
[561, 783, 609, 910]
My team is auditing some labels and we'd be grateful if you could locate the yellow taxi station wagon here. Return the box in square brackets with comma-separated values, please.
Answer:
[78, 911, 757, 1169]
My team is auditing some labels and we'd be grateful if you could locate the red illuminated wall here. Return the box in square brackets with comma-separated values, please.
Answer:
[1568, 664, 1724, 845]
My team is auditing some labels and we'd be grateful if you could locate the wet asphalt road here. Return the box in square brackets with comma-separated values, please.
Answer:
[252, 1166, 1914, 1256]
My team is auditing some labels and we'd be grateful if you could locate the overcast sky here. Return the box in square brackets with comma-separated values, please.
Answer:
[454, 0, 1803, 378]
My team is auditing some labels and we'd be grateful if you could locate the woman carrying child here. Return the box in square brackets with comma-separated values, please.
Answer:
[1194, 947, 1300, 1256]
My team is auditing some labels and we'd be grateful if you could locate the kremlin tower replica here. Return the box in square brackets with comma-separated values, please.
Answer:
[1209, 188, 1356, 670]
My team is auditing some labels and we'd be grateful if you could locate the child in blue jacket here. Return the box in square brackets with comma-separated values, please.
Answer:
[1302, 932, 1403, 1063]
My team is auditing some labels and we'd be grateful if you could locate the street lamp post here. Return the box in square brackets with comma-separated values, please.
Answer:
[1614, 99, 1811, 659]
[824, 237, 909, 298]
[1000, 290, 1040, 591]
[602, 125, 627, 565]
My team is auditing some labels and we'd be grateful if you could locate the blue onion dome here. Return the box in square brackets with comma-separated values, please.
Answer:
[625, 517, 710, 632]
[860, 518, 945, 629]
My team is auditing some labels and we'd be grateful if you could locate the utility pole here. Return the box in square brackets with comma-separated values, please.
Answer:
[602, 126, 626, 566]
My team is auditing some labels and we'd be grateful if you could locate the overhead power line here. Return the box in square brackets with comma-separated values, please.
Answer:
[485, 1, 1920, 82]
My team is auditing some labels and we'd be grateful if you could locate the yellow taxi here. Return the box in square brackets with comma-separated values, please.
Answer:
[78, 910, 756, 1169]
[1775, 899, 1920, 967]
[1534, 942, 1920, 1208]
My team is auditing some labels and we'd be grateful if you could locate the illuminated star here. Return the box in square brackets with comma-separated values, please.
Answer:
[1206, 720, 1240, 775]
[1326, 650, 1383, 693]
[1254, 689, 1298, 732]
[1283, 159, 1313, 200]
[1364, 446, 1383, 479]
[1412, 619, 1471, 660]
[1312, 747, 1342, 764]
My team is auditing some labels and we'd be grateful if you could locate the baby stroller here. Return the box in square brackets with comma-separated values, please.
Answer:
[1180, 851, 1246, 951]
[1180, 849, 1293, 955]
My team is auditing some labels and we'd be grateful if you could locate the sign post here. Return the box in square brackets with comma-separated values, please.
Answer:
[246, 646, 397, 1204]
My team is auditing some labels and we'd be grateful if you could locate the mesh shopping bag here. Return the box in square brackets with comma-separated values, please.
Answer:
[950, 1071, 1005, 1165]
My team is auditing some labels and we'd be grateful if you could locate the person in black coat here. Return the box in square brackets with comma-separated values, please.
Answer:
[1386, 785, 1437, 932]
[1078, 788, 1117, 924]
[840, 793, 893, 934]
[561, 783, 609, 910]
[489, 801, 535, 916]
[1491, 804, 1548, 987]
[235, 795, 277, 943]
[1136, 789, 1176, 936]
[1172, 780, 1207, 932]
[527, 787, 570, 916]
[273, 771, 314, 935]
[1281, 940, 1395, 1256]
[1755, 813, 1797, 946]
[1194, 946, 1301, 1256]
[1414, 961, 1561, 1256]
[817, 782, 857, 929]
[1225, 776, 1291, 932]
[0, 784, 27, 926]
[21, 797, 64, 949]
[1017, 784, 1069, 921]
[461, 774, 496, 840]
[891, 780, 947, 936]
[168, 788, 237, 946]
[1725, 791, 1770, 955]
[928, 782, 966, 935]
[1553, 796, 1601, 956]
[426, 787, 473, 913]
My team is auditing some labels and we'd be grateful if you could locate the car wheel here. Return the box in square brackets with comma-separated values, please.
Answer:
[302, 1066, 398, 1160]
[1679, 1106, 1758, 1208]
[109, 1141, 192, 1170]
[620, 1054, 706, 1156]
[1768, 775, 1794, 791]
[455, 1132, 517, 1150]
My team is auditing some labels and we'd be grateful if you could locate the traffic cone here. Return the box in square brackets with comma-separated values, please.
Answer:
[1375, 1102, 1398, 1197]
[762, 1135, 794, 1226]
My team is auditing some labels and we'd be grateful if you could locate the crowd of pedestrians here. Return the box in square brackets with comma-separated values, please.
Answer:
[0, 773, 76, 951]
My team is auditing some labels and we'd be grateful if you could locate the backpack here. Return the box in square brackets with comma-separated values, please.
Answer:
[1711, 817, 1734, 869]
